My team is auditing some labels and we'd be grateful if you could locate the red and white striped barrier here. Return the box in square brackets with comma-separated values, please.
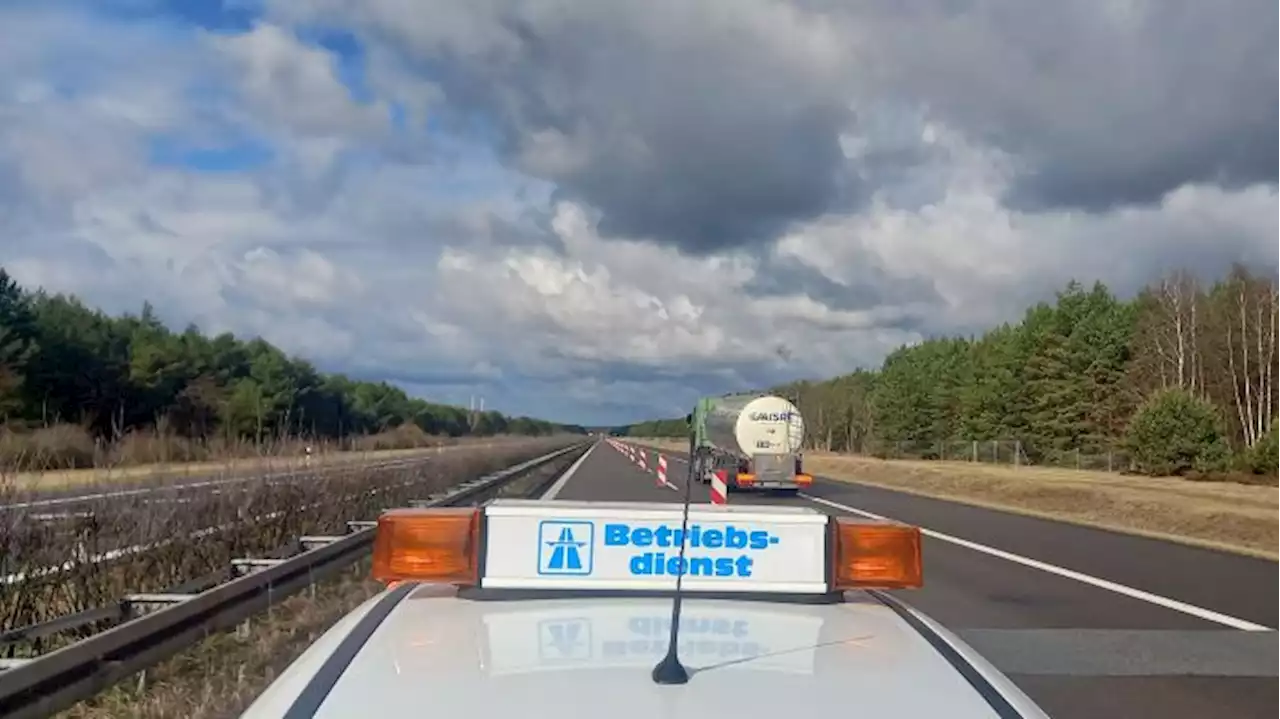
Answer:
[656, 455, 667, 487]
[710, 470, 728, 505]
[639, 451, 648, 471]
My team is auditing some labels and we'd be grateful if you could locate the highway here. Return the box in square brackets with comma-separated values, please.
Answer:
[547, 439, 1279, 719]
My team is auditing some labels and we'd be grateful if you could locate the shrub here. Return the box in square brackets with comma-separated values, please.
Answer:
[1125, 389, 1229, 476]
[110, 429, 209, 465]
[1247, 420, 1278, 475]
[0, 423, 100, 470]
[351, 423, 439, 451]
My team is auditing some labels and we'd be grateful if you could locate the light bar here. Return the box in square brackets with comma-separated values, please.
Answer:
[370, 499, 923, 592]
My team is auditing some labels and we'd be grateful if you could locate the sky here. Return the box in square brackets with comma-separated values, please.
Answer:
[0, 0, 1276, 427]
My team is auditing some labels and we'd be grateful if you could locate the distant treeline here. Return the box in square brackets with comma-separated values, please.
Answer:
[624, 266, 1278, 479]
[619, 418, 688, 438]
[0, 268, 584, 456]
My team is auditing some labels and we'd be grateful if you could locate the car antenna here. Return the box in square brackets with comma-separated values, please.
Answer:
[651, 414, 697, 685]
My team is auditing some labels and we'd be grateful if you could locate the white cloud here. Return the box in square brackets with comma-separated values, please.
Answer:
[0, 3, 1274, 425]
[209, 22, 388, 141]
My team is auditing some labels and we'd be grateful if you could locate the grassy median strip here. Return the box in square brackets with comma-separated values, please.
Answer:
[628, 438, 1279, 560]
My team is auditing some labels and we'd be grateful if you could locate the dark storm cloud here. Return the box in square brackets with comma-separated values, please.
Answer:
[521, 353, 731, 387]
[302, 0, 1276, 239]
[422, 204, 565, 253]
[540, 357, 813, 402]
[752, 254, 943, 323]
[1005, 130, 1277, 213]
[565, 103, 850, 255]
[831, 0, 1278, 211]
[296, 0, 860, 255]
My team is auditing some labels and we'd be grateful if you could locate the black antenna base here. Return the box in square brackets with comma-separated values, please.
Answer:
[651, 652, 690, 685]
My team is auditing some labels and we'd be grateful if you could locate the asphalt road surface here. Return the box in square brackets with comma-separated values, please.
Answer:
[544, 439, 1279, 719]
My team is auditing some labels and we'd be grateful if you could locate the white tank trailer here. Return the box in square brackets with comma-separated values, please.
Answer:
[686, 392, 812, 493]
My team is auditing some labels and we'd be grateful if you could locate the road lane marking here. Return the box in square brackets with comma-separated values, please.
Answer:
[801, 493, 1273, 632]
[539, 442, 599, 500]
[657, 449, 1272, 631]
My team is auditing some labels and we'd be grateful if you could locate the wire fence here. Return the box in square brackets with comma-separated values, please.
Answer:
[836, 439, 1136, 474]
[627, 433, 1139, 475]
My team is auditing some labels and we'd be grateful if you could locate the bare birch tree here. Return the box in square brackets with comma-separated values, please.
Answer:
[1210, 265, 1278, 447]
[1129, 270, 1206, 398]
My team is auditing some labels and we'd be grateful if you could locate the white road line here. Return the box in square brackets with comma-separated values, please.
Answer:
[540, 442, 599, 500]
[649, 449, 1272, 630]
[801, 493, 1273, 632]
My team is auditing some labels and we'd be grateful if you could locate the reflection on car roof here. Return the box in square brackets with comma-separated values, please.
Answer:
[380, 590, 1035, 717]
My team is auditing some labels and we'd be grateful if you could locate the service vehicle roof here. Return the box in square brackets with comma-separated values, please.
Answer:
[242, 499, 1051, 719]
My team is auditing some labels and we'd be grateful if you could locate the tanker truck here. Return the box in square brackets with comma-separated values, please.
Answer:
[685, 392, 812, 494]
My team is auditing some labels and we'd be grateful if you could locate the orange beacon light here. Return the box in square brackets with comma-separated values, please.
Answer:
[371, 507, 481, 585]
[831, 517, 923, 590]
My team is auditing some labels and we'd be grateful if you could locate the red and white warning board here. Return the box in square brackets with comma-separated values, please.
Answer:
[710, 469, 728, 505]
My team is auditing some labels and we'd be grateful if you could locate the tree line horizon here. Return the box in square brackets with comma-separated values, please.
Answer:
[0, 268, 585, 469]
[620, 264, 1278, 479]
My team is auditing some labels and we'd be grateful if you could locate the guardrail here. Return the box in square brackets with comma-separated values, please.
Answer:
[0, 441, 589, 719]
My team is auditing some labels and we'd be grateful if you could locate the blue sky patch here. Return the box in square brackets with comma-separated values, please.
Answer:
[87, 0, 260, 32]
[296, 26, 374, 103]
[149, 135, 275, 172]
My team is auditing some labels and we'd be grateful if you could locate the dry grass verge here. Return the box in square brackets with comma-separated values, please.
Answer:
[625, 437, 1279, 560]
[807, 453, 1278, 559]
[55, 561, 384, 719]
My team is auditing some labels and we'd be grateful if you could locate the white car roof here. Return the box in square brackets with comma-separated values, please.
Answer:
[243, 583, 1049, 719]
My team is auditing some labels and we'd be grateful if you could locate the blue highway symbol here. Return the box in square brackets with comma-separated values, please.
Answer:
[537, 520, 595, 576]
[548, 527, 584, 570]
